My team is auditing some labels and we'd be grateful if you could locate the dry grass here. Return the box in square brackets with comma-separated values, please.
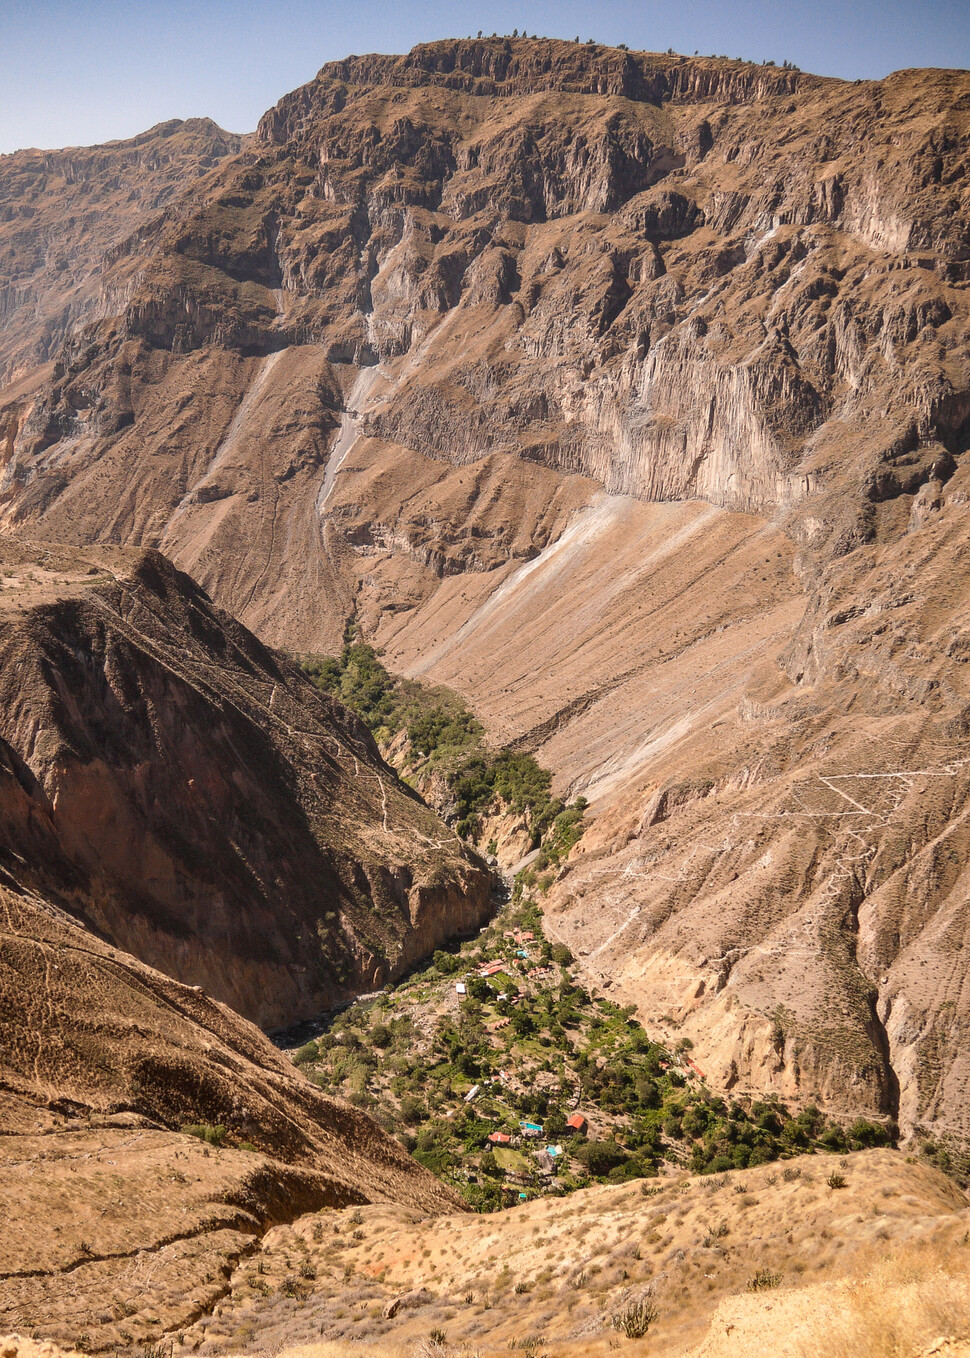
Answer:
[794, 1241, 970, 1358]
[196, 1151, 970, 1358]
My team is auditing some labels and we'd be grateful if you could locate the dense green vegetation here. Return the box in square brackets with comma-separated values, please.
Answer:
[291, 894, 894, 1211]
[302, 634, 586, 852]
[301, 637, 475, 752]
[298, 633, 893, 1207]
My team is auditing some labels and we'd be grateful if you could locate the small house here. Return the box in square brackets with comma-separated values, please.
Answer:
[464, 1084, 480, 1103]
[565, 1113, 588, 1136]
[455, 982, 466, 995]
[487, 1131, 511, 1145]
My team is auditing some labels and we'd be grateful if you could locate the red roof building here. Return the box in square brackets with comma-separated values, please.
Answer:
[565, 1113, 588, 1135]
[487, 1131, 511, 1145]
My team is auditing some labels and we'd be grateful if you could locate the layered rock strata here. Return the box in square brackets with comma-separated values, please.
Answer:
[0, 38, 968, 1142]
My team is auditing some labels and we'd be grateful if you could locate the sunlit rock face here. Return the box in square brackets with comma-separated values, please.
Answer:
[1, 38, 970, 1146]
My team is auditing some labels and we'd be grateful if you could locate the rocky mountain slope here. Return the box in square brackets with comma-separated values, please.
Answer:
[0, 875, 463, 1352]
[0, 535, 486, 1348]
[0, 118, 242, 387]
[0, 37, 969, 1150]
[0, 537, 489, 1028]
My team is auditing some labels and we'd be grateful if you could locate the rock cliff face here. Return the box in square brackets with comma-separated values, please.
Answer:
[0, 38, 969, 1146]
[0, 537, 490, 1029]
[0, 118, 242, 387]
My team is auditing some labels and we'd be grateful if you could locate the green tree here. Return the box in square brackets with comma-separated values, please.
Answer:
[400, 1095, 427, 1125]
[574, 1140, 628, 1176]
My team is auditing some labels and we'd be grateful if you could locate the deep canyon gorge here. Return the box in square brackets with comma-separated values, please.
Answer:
[1, 33, 970, 1358]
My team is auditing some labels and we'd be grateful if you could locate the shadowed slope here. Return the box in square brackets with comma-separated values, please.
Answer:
[0, 537, 490, 1029]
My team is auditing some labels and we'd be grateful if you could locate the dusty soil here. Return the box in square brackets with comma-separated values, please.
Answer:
[0, 870, 469, 1352]
[167, 1148, 968, 1356]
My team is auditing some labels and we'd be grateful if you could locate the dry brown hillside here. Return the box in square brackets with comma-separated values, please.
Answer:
[0, 118, 242, 386]
[0, 37, 969, 1146]
[0, 877, 463, 1354]
[0, 537, 490, 1027]
[147, 1148, 969, 1358]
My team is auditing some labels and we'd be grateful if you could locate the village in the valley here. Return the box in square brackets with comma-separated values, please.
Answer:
[288, 900, 883, 1210]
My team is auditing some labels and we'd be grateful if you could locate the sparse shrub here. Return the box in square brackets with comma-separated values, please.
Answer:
[514, 1279, 532, 1293]
[611, 1298, 658, 1338]
[749, 1268, 781, 1290]
[828, 1172, 848, 1189]
[783, 1166, 801, 1182]
[428, 1328, 447, 1347]
[299, 1257, 316, 1279]
[181, 1122, 227, 1147]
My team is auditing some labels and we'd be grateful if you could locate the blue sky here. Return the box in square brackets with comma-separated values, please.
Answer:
[1, 0, 967, 154]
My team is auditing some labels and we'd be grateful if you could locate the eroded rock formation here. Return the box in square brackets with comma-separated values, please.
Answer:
[0, 38, 969, 1146]
[0, 118, 242, 386]
[0, 537, 490, 1029]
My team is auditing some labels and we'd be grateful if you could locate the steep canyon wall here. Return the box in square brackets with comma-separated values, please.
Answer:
[0, 39, 969, 1144]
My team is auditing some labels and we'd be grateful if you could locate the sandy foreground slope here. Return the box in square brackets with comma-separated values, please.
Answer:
[93, 1148, 966, 1358]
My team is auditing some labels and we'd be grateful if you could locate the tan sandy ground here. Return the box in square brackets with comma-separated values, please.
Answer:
[0, 1339, 85, 1358]
[164, 1148, 970, 1358]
